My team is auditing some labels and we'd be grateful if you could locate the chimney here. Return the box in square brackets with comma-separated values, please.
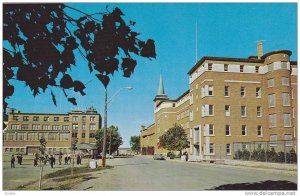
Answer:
[257, 41, 264, 59]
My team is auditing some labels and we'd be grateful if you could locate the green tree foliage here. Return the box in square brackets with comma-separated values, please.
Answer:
[130, 135, 140, 153]
[95, 125, 123, 154]
[3, 4, 156, 111]
[158, 124, 190, 154]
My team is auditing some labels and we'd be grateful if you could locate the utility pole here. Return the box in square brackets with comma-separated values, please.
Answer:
[102, 87, 108, 167]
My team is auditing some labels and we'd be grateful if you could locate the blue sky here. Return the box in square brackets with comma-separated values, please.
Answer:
[6, 3, 297, 147]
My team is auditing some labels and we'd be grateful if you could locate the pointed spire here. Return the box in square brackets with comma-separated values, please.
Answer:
[157, 74, 165, 95]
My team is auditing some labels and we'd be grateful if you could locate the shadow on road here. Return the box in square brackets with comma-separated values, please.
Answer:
[207, 180, 297, 190]
[81, 176, 98, 182]
[83, 186, 94, 190]
[113, 163, 152, 167]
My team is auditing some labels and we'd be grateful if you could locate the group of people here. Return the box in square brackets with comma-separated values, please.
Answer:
[10, 154, 23, 168]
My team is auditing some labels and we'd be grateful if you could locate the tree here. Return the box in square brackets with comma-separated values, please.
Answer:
[3, 4, 156, 112]
[95, 125, 123, 154]
[158, 124, 190, 155]
[71, 137, 78, 176]
[38, 137, 47, 190]
[130, 135, 140, 154]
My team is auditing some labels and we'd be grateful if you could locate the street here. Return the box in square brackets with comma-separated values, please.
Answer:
[73, 156, 297, 191]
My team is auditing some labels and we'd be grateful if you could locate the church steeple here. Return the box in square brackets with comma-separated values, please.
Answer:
[154, 73, 168, 101]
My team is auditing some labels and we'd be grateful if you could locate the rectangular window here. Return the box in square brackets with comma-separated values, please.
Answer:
[268, 63, 274, 71]
[82, 124, 86, 130]
[27, 133, 37, 141]
[241, 106, 246, 117]
[257, 106, 262, 117]
[72, 123, 78, 130]
[284, 134, 293, 146]
[72, 133, 78, 138]
[189, 111, 193, 121]
[209, 124, 214, 135]
[60, 133, 69, 141]
[11, 124, 20, 130]
[281, 77, 289, 86]
[72, 116, 78, 121]
[255, 66, 259, 73]
[282, 93, 290, 106]
[242, 125, 247, 136]
[208, 63, 212, 71]
[32, 124, 40, 130]
[209, 143, 214, 154]
[21, 124, 29, 130]
[225, 105, 230, 116]
[64, 117, 69, 122]
[89, 133, 95, 138]
[268, 94, 276, 107]
[33, 116, 39, 121]
[240, 87, 245, 97]
[48, 133, 58, 141]
[17, 133, 25, 141]
[82, 133, 86, 138]
[44, 116, 49, 121]
[283, 113, 291, 127]
[42, 124, 50, 130]
[209, 105, 214, 116]
[225, 125, 230, 136]
[270, 134, 277, 146]
[62, 125, 69, 130]
[267, 78, 275, 87]
[90, 116, 96, 121]
[224, 86, 230, 97]
[23, 116, 29, 121]
[54, 117, 59, 121]
[224, 64, 228, 71]
[257, 125, 262, 136]
[281, 62, 288, 69]
[82, 116, 86, 121]
[226, 144, 231, 155]
[269, 114, 276, 128]
[90, 124, 96, 131]
[256, 87, 262, 98]
[208, 85, 213, 96]
[240, 65, 244, 72]
[52, 125, 60, 130]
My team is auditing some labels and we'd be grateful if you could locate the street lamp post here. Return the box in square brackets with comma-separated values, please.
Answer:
[102, 86, 133, 167]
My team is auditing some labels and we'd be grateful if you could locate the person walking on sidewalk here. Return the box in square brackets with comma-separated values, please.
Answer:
[11, 155, 15, 168]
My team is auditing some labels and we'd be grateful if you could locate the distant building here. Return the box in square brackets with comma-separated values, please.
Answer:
[141, 43, 297, 161]
[116, 148, 134, 156]
[3, 107, 101, 155]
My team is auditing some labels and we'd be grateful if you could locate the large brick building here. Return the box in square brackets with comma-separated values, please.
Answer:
[141, 43, 297, 161]
[3, 107, 101, 155]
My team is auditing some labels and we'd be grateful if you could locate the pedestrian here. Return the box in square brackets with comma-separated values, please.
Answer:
[68, 154, 71, 164]
[59, 154, 62, 165]
[64, 154, 68, 165]
[79, 154, 82, 165]
[53, 155, 56, 165]
[77, 154, 81, 165]
[19, 154, 23, 165]
[11, 155, 15, 168]
[34, 153, 38, 167]
[49, 155, 54, 168]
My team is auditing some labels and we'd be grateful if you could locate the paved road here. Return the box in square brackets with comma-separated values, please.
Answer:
[74, 156, 297, 191]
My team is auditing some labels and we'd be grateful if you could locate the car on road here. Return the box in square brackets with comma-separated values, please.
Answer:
[153, 154, 165, 160]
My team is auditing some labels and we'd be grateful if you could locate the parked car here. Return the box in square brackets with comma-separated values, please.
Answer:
[167, 152, 175, 159]
[153, 154, 165, 160]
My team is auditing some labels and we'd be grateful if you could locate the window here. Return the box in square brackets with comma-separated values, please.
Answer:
[62, 125, 69, 130]
[240, 87, 245, 97]
[268, 94, 276, 107]
[17, 133, 26, 141]
[226, 144, 231, 155]
[44, 116, 49, 121]
[82, 124, 86, 130]
[209, 124, 214, 135]
[60, 133, 69, 141]
[11, 124, 20, 130]
[52, 125, 60, 130]
[23, 116, 29, 121]
[90, 116, 96, 121]
[48, 133, 58, 141]
[72, 123, 78, 130]
[21, 124, 29, 130]
[257, 126, 262, 136]
[28, 132, 37, 141]
[72, 133, 78, 138]
[224, 64, 228, 71]
[240, 65, 244, 72]
[72, 116, 78, 121]
[7, 133, 14, 140]
[256, 87, 261, 98]
[32, 124, 40, 130]
[268, 63, 274, 71]
[54, 117, 59, 121]
[281, 62, 288, 69]
[208, 63, 212, 71]
[89, 133, 95, 138]
[255, 66, 259, 73]
[257, 106, 262, 117]
[189, 111, 193, 121]
[209, 143, 214, 154]
[224, 86, 230, 97]
[283, 113, 291, 127]
[209, 105, 214, 116]
[33, 116, 39, 121]
[82, 133, 85, 138]
[284, 134, 293, 146]
[208, 85, 213, 96]
[225, 105, 230, 116]
[190, 94, 193, 104]
[241, 125, 247, 136]
[225, 125, 230, 136]
[13, 116, 19, 121]
[267, 78, 275, 87]
[270, 134, 277, 146]
[282, 93, 290, 106]
[82, 116, 86, 121]
[90, 124, 96, 131]
[42, 124, 50, 130]
[282, 77, 289, 86]
[64, 117, 69, 122]
[241, 106, 246, 117]
[269, 114, 276, 128]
